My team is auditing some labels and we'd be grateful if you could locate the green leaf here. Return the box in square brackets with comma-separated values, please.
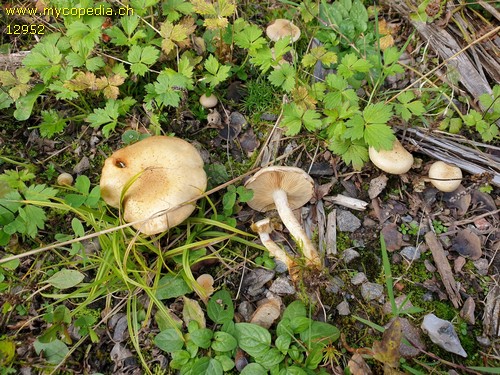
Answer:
[14, 84, 45, 121]
[240, 363, 267, 375]
[253, 348, 285, 369]
[190, 327, 213, 349]
[66, 18, 104, 52]
[39, 109, 66, 138]
[328, 137, 368, 170]
[0, 339, 15, 367]
[235, 323, 271, 358]
[44, 269, 85, 289]
[234, 23, 266, 52]
[0, 91, 13, 110]
[343, 114, 364, 140]
[364, 123, 395, 150]
[86, 100, 120, 137]
[363, 102, 393, 125]
[191, 357, 223, 375]
[211, 331, 237, 352]
[283, 301, 307, 320]
[302, 109, 323, 132]
[203, 55, 231, 87]
[156, 274, 192, 300]
[207, 290, 234, 325]
[281, 103, 304, 136]
[268, 64, 295, 92]
[33, 339, 68, 364]
[337, 53, 372, 79]
[155, 328, 185, 352]
[299, 321, 340, 347]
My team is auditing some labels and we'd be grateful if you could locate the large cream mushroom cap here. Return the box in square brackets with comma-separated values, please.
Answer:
[244, 166, 314, 212]
[368, 139, 414, 175]
[100, 136, 207, 235]
[428, 161, 462, 192]
[266, 19, 301, 43]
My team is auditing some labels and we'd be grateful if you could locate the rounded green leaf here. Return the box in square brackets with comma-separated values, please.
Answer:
[44, 269, 85, 289]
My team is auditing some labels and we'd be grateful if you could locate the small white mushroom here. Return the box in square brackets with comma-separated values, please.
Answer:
[100, 136, 207, 235]
[245, 166, 321, 268]
[57, 172, 74, 186]
[368, 139, 414, 174]
[199, 93, 218, 109]
[251, 218, 297, 274]
[266, 19, 301, 43]
[428, 161, 462, 192]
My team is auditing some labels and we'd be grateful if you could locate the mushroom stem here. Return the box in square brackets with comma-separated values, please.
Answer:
[252, 219, 297, 271]
[272, 189, 321, 267]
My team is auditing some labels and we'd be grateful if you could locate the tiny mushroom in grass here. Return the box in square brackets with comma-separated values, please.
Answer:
[100, 136, 207, 235]
[244, 166, 321, 268]
[368, 138, 414, 174]
[199, 93, 218, 109]
[196, 274, 215, 302]
[428, 161, 462, 192]
[57, 172, 74, 186]
[266, 19, 301, 42]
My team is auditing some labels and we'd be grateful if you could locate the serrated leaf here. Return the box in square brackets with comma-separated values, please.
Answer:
[328, 138, 368, 170]
[95, 75, 125, 100]
[363, 102, 393, 125]
[281, 103, 304, 136]
[233, 24, 266, 52]
[44, 269, 85, 289]
[343, 114, 364, 140]
[268, 64, 295, 92]
[160, 17, 196, 54]
[364, 123, 396, 150]
[39, 109, 66, 138]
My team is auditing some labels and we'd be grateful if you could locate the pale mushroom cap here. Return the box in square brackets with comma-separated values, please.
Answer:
[428, 161, 462, 192]
[266, 19, 301, 42]
[199, 94, 218, 108]
[368, 139, 414, 174]
[100, 136, 207, 235]
[244, 166, 314, 212]
[57, 172, 74, 186]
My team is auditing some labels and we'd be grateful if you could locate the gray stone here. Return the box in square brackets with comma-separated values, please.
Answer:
[336, 301, 350, 316]
[473, 258, 489, 276]
[351, 272, 367, 285]
[238, 301, 254, 322]
[326, 276, 345, 294]
[421, 314, 467, 357]
[73, 156, 90, 174]
[361, 282, 384, 302]
[269, 276, 296, 295]
[336, 210, 361, 232]
[243, 268, 275, 296]
[343, 248, 360, 264]
[400, 246, 421, 261]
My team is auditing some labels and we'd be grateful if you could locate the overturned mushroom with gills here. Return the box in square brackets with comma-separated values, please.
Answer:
[100, 135, 207, 235]
[244, 166, 321, 268]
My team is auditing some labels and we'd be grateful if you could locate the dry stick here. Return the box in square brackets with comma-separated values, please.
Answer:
[425, 232, 462, 308]
[0, 152, 298, 265]
[385, 25, 500, 105]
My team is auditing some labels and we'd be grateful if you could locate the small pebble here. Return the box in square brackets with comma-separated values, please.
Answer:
[351, 272, 367, 285]
[361, 282, 384, 302]
[343, 248, 360, 264]
[336, 210, 361, 232]
[400, 246, 421, 261]
[336, 301, 350, 316]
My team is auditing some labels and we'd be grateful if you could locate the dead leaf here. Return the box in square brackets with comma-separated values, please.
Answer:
[373, 318, 402, 368]
[369, 174, 388, 199]
[381, 223, 403, 251]
[250, 298, 281, 329]
[452, 229, 482, 260]
[348, 353, 373, 375]
[182, 296, 206, 328]
[239, 129, 259, 155]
